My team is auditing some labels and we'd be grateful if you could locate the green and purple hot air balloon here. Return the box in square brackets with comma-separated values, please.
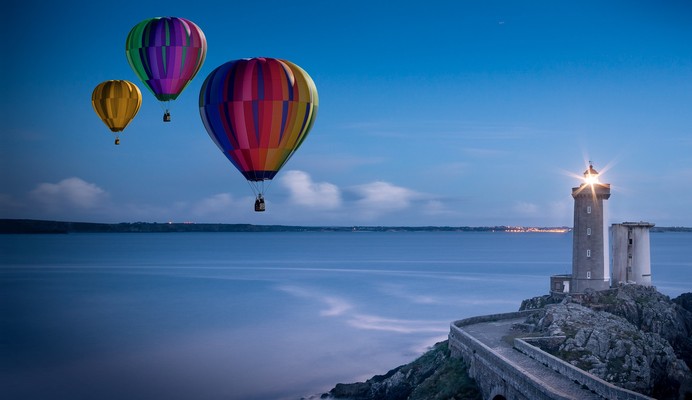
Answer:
[125, 17, 206, 122]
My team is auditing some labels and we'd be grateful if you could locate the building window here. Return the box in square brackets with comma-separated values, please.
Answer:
[587, 206, 592, 214]
[587, 271, 591, 279]
[587, 249, 591, 257]
[587, 228, 592, 236]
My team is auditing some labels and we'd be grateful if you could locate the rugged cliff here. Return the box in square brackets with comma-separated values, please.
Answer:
[322, 286, 691, 400]
[320, 341, 481, 400]
[520, 285, 692, 399]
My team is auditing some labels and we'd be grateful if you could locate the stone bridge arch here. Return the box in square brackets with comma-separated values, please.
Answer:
[489, 385, 508, 400]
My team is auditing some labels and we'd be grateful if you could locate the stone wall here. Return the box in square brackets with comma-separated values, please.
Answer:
[450, 310, 537, 328]
[515, 337, 654, 400]
[449, 311, 569, 400]
[449, 309, 658, 400]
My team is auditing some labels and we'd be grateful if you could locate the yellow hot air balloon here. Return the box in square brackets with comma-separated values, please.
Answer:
[91, 80, 142, 145]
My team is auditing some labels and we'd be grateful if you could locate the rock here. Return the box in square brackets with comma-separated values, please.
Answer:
[524, 286, 692, 399]
[329, 382, 371, 399]
[519, 293, 561, 310]
[673, 293, 692, 313]
[325, 341, 481, 400]
[571, 285, 692, 371]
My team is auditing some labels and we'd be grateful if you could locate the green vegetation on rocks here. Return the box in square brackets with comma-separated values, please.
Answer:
[324, 341, 481, 400]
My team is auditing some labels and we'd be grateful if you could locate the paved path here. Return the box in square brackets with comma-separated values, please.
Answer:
[462, 318, 604, 400]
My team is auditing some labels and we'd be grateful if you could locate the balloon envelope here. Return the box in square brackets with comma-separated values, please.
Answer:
[91, 80, 142, 133]
[199, 58, 319, 187]
[125, 17, 206, 102]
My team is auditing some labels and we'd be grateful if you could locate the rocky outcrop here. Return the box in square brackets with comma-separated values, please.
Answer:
[322, 341, 481, 400]
[519, 293, 561, 310]
[323, 286, 691, 400]
[673, 293, 692, 313]
[578, 286, 692, 348]
[520, 285, 692, 399]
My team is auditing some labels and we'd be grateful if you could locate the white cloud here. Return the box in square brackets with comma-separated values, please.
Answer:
[191, 193, 240, 217]
[30, 177, 107, 210]
[352, 181, 421, 212]
[280, 170, 342, 209]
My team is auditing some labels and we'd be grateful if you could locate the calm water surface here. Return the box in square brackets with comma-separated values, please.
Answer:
[1, 232, 690, 400]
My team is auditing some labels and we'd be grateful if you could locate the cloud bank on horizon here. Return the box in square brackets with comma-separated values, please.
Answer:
[2, 172, 474, 226]
[1, 163, 685, 227]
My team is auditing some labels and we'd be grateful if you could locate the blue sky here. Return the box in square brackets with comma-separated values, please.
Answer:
[2, 0, 691, 226]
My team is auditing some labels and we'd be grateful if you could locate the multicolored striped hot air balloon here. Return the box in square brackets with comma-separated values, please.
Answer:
[125, 17, 206, 122]
[199, 58, 319, 212]
[91, 80, 142, 145]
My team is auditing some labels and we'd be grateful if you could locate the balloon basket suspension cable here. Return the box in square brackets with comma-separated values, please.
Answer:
[245, 181, 259, 198]
[161, 101, 171, 122]
[263, 179, 274, 195]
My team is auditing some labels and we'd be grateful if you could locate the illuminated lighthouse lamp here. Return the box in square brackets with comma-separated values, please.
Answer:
[584, 164, 601, 185]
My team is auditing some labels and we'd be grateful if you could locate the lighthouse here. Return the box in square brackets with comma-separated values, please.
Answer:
[570, 164, 611, 293]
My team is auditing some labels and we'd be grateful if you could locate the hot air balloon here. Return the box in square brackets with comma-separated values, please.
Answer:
[125, 17, 206, 122]
[199, 58, 319, 212]
[91, 80, 142, 145]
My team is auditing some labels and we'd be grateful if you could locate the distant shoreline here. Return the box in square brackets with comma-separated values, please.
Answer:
[2, 218, 691, 234]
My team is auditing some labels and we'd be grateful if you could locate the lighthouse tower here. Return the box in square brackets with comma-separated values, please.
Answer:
[571, 164, 611, 293]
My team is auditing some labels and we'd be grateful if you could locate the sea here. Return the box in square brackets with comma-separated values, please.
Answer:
[1, 231, 690, 400]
